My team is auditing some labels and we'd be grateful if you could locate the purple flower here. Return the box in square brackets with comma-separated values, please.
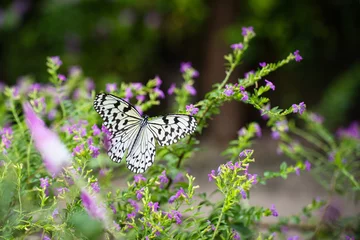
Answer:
[148, 202, 159, 212]
[91, 182, 100, 193]
[292, 102, 306, 115]
[134, 174, 146, 183]
[89, 145, 100, 158]
[287, 236, 299, 240]
[136, 95, 145, 102]
[169, 188, 187, 203]
[185, 84, 197, 96]
[50, 56, 62, 67]
[254, 123, 262, 137]
[58, 74, 67, 82]
[131, 82, 143, 90]
[328, 152, 335, 162]
[110, 203, 116, 214]
[305, 160, 311, 171]
[43, 235, 51, 240]
[69, 66, 82, 77]
[114, 221, 121, 231]
[241, 91, 248, 101]
[208, 170, 216, 182]
[52, 208, 59, 218]
[154, 88, 165, 99]
[186, 104, 199, 116]
[180, 62, 192, 73]
[295, 167, 300, 176]
[23, 103, 71, 176]
[47, 110, 57, 120]
[232, 229, 241, 240]
[259, 62, 267, 67]
[276, 120, 289, 132]
[265, 79, 275, 91]
[40, 177, 50, 190]
[159, 170, 169, 186]
[191, 69, 199, 78]
[239, 188, 247, 199]
[337, 122, 360, 139]
[136, 188, 144, 200]
[55, 187, 69, 195]
[125, 87, 133, 99]
[309, 113, 324, 124]
[231, 43, 244, 50]
[270, 204, 278, 217]
[242, 26, 254, 36]
[346, 236, 355, 240]
[237, 127, 247, 136]
[73, 144, 84, 156]
[168, 83, 176, 95]
[248, 173, 258, 185]
[168, 210, 182, 224]
[0, 126, 13, 151]
[127, 212, 136, 219]
[244, 70, 255, 79]
[92, 124, 101, 136]
[239, 149, 253, 158]
[106, 83, 117, 93]
[154, 75, 162, 87]
[224, 84, 234, 96]
[81, 190, 106, 220]
[293, 50, 303, 62]
[271, 130, 280, 140]
[128, 199, 139, 212]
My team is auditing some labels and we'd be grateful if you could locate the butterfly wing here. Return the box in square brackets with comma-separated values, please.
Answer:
[94, 93, 143, 163]
[126, 126, 156, 173]
[147, 114, 197, 146]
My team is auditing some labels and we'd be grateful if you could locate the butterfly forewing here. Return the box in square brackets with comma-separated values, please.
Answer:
[147, 115, 197, 146]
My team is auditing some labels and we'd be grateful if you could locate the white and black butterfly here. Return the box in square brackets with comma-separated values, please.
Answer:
[93, 93, 197, 173]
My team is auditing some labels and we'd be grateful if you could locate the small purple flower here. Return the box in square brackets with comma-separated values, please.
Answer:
[43, 235, 51, 240]
[92, 124, 101, 136]
[170, 210, 182, 224]
[270, 204, 278, 217]
[239, 149, 253, 158]
[56, 187, 69, 195]
[208, 170, 216, 182]
[231, 43, 244, 50]
[248, 173, 258, 185]
[81, 190, 106, 220]
[159, 170, 169, 186]
[52, 208, 59, 218]
[237, 127, 247, 136]
[254, 123, 262, 137]
[271, 130, 280, 140]
[239, 86, 245, 91]
[154, 88, 165, 99]
[292, 102, 306, 115]
[305, 160, 311, 171]
[276, 120, 289, 132]
[241, 91, 248, 101]
[128, 199, 139, 212]
[91, 182, 100, 193]
[113, 221, 121, 231]
[136, 188, 144, 200]
[58, 74, 67, 82]
[180, 62, 192, 73]
[73, 144, 84, 156]
[185, 84, 197, 96]
[242, 26, 254, 36]
[131, 82, 143, 90]
[125, 87, 133, 99]
[295, 167, 300, 176]
[191, 69, 199, 78]
[50, 56, 62, 67]
[136, 95, 145, 102]
[106, 83, 117, 93]
[154, 75, 162, 87]
[345, 236, 355, 240]
[127, 212, 136, 219]
[224, 84, 234, 96]
[265, 79, 275, 91]
[134, 174, 146, 183]
[244, 70, 255, 79]
[148, 202, 159, 212]
[259, 62, 267, 67]
[169, 188, 187, 203]
[186, 104, 199, 116]
[293, 50, 303, 62]
[69, 66, 82, 77]
[40, 177, 50, 190]
[239, 188, 247, 199]
[287, 236, 299, 240]
[168, 83, 176, 95]
[232, 229, 241, 240]
[337, 122, 360, 139]
[89, 145, 100, 158]
[328, 152, 335, 162]
[309, 112, 324, 124]
[110, 203, 116, 214]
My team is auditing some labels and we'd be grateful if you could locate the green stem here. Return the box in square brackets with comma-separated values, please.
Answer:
[211, 200, 226, 240]
[10, 100, 25, 134]
[26, 137, 32, 177]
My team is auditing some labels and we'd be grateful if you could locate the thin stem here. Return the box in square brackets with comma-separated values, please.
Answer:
[26, 136, 32, 177]
[211, 200, 226, 240]
[10, 100, 25, 135]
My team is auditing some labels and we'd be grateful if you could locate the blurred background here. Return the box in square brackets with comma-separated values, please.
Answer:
[0, 0, 359, 226]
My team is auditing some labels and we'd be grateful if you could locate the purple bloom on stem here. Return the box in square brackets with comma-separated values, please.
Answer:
[270, 204, 279, 217]
[191, 69, 199, 78]
[237, 127, 247, 136]
[185, 84, 197, 96]
[169, 188, 187, 203]
[293, 50, 303, 62]
[287, 236, 299, 240]
[81, 190, 106, 220]
[259, 62, 267, 67]
[276, 120, 289, 132]
[43, 235, 51, 240]
[89, 145, 100, 158]
[125, 87, 133, 99]
[186, 104, 199, 115]
[239, 188, 247, 199]
[224, 84, 234, 96]
[23, 103, 71, 176]
[239, 86, 245, 91]
[242, 26, 254, 36]
[69, 66, 82, 77]
[58, 74, 67, 82]
[241, 91, 248, 101]
[56, 187, 69, 195]
[208, 170, 216, 182]
[239, 149, 253, 158]
[248, 173, 258, 185]
[232, 229, 241, 240]
[148, 202, 159, 212]
[114, 221, 121, 231]
[305, 160, 311, 171]
[292, 102, 306, 115]
[110, 203, 116, 214]
[92, 124, 101, 136]
[168, 83, 176, 95]
[136, 188, 144, 200]
[328, 152, 335, 162]
[154, 75, 162, 87]
[309, 112, 324, 124]
[231, 43, 244, 50]
[265, 79, 275, 91]
[50, 56, 62, 67]
[337, 121, 360, 139]
[136, 95, 145, 102]
[52, 208, 59, 218]
[244, 70, 255, 79]
[295, 167, 300, 176]
[128, 199, 139, 212]
[154, 88, 165, 99]
[170, 210, 182, 224]
[40, 177, 50, 190]
[346, 236, 355, 240]
[73, 144, 84, 156]
[91, 182, 100, 193]
[271, 130, 280, 140]
[127, 212, 136, 219]
[180, 62, 192, 73]
[131, 82, 143, 90]
[134, 174, 146, 183]
[254, 123, 262, 137]
[106, 83, 117, 92]
[159, 170, 169, 186]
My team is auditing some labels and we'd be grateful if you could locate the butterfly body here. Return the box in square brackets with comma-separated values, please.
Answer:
[94, 93, 197, 173]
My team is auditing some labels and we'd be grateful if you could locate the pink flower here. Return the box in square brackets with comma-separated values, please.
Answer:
[23, 103, 71, 176]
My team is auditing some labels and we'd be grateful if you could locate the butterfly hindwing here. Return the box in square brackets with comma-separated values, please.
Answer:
[147, 114, 197, 146]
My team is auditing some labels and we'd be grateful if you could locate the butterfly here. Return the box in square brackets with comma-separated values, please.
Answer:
[93, 93, 197, 173]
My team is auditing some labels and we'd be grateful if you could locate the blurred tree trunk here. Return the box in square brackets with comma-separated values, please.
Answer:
[201, 0, 244, 145]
